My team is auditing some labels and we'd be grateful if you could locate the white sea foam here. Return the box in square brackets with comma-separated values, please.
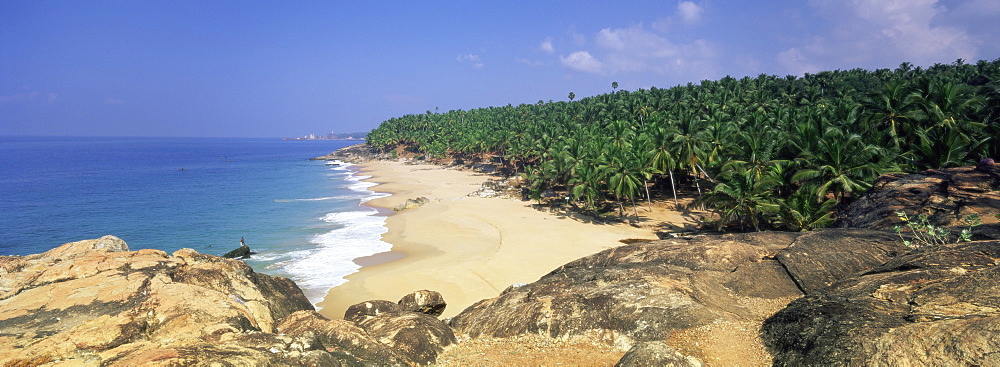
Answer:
[273, 195, 363, 203]
[276, 165, 393, 307]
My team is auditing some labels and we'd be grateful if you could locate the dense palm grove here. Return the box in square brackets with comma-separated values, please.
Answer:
[366, 59, 1000, 232]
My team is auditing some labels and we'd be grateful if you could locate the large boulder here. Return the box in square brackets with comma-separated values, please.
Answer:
[838, 165, 1000, 239]
[278, 310, 407, 366]
[357, 312, 457, 365]
[0, 236, 320, 365]
[0, 236, 455, 366]
[775, 229, 904, 293]
[615, 341, 703, 367]
[343, 300, 403, 323]
[398, 289, 447, 317]
[762, 240, 1000, 366]
[449, 229, 903, 363]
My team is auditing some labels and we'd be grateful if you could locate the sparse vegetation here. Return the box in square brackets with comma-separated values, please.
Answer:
[892, 211, 982, 248]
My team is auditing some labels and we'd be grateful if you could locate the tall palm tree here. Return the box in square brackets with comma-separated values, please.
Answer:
[792, 127, 888, 202]
[861, 79, 915, 148]
[700, 165, 778, 232]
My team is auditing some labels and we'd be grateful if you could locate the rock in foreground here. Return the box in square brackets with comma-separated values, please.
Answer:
[449, 229, 907, 364]
[838, 165, 1000, 239]
[762, 240, 1000, 366]
[0, 236, 454, 366]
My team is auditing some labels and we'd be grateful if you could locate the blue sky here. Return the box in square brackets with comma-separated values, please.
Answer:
[2, 1, 998, 138]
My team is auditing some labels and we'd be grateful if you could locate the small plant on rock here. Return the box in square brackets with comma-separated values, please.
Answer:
[892, 211, 981, 248]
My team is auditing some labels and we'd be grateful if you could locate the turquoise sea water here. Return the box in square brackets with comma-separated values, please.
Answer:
[0, 136, 389, 304]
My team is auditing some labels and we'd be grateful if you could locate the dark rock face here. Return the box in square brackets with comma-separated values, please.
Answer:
[762, 240, 1000, 366]
[450, 229, 902, 359]
[222, 244, 252, 259]
[838, 165, 1000, 240]
[344, 300, 403, 323]
[776, 230, 904, 294]
[398, 289, 447, 317]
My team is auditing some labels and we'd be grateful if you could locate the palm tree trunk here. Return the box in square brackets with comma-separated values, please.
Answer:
[631, 197, 640, 221]
[669, 169, 679, 209]
[644, 180, 652, 211]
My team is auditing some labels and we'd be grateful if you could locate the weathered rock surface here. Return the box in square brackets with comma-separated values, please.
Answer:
[762, 240, 1000, 366]
[358, 312, 457, 365]
[398, 289, 447, 317]
[0, 236, 317, 365]
[278, 310, 407, 366]
[838, 165, 1000, 239]
[775, 230, 903, 294]
[393, 196, 430, 211]
[615, 341, 703, 367]
[449, 229, 905, 363]
[0, 236, 455, 366]
[344, 299, 403, 323]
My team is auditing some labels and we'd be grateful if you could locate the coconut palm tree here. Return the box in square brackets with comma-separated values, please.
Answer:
[700, 165, 778, 232]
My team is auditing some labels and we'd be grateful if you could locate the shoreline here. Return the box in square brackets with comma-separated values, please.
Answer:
[316, 160, 688, 320]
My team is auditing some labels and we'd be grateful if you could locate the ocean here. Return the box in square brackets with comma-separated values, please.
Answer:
[0, 136, 390, 305]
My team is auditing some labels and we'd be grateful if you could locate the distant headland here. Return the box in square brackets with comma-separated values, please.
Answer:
[282, 131, 367, 141]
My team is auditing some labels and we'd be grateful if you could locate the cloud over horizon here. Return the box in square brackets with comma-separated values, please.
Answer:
[777, 0, 979, 75]
[558, 23, 718, 81]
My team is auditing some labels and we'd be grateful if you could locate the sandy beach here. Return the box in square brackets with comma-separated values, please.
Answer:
[317, 160, 695, 319]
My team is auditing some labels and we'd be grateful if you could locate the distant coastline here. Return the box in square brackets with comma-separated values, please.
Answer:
[283, 132, 367, 141]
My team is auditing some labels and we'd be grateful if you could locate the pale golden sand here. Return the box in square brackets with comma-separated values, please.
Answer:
[317, 160, 696, 319]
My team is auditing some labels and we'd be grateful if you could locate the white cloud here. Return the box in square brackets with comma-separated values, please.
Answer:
[777, 48, 821, 76]
[560, 24, 718, 79]
[456, 53, 484, 69]
[540, 37, 555, 53]
[653, 1, 705, 32]
[782, 0, 978, 73]
[677, 1, 704, 24]
[456, 54, 480, 62]
[560, 51, 604, 74]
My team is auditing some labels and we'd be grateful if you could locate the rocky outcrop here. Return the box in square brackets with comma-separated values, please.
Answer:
[311, 143, 384, 163]
[838, 165, 1000, 240]
[615, 341, 703, 367]
[0, 236, 316, 365]
[357, 312, 457, 365]
[344, 300, 404, 323]
[393, 197, 430, 211]
[278, 310, 407, 366]
[338, 290, 456, 364]
[0, 236, 455, 366]
[762, 240, 1000, 366]
[449, 229, 907, 363]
